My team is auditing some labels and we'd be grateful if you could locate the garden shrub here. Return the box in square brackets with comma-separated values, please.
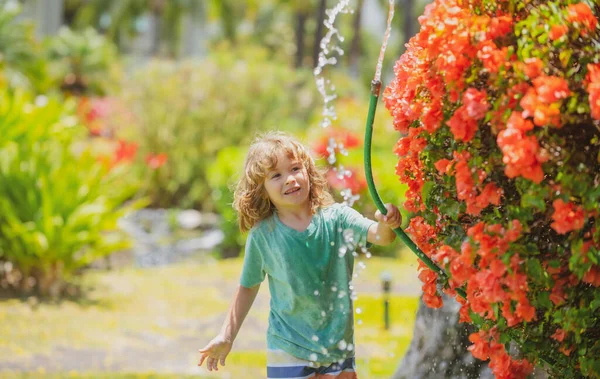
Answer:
[0, 88, 139, 296]
[113, 44, 318, 210]
[384, 0, 600, 377]
[207, 145, 247, 258]
[46, 26, 119, 96]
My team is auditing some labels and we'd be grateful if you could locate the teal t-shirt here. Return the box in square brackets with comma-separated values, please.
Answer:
[240, 203, 376, 364]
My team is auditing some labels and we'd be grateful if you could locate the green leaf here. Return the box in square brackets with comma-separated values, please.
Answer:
[521, 193, 546, 211]
[527, 258, 545, 284]
[439, 199, 461, 221]
[421, 181, 435, 205]
[536, 291, 552, 309]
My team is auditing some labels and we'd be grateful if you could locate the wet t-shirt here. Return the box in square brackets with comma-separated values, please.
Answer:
[240, 203, 376, 363]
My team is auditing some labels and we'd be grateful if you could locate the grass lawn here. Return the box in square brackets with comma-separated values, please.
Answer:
[0, 252, 420, 378]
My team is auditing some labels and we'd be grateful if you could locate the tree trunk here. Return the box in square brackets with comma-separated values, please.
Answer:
[392, 294, 493, 379]
[219, 0, 237, 44]
[313, 0, 327, 68]
[399, 0, 415, 56]
[393, 293, 551, 378]
[348, 0, 364, 77]
[294, 12, 307, 68]
[151, 9, 162, 56]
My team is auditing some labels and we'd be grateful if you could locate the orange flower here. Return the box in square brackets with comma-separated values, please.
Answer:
[462, 88, 490, 119]
[468, 331, 490, 360]
[520, 75, 570, 128]
[549, 24, 569, 40]
[567, 3, 598, 36]
[551, 199, 585, 234]
[312, 129, 361, 158]
[326, 167, 367, 194]
[532, 75, 571, 104]
[434, 158, 452, 175]
[114, 140, 138, 164]
[448, 112, 478, 142]
[582, 266, 600, 287]
[145, 153, 168, 169]
[478, 42, 509, 74]
[506, 112, 534, 131]
[523, 58, 544, 79]
[497, 127, 545, 183]
[551, 329, 567, 342]
[586, 63, 600, 120]
[488, 16, 513, 39]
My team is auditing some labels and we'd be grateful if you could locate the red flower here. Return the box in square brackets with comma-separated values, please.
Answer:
[114, 140, 138, 164]
[448, 112, 478, 142]
[462, 88, 490, 120]
[551, 329, 567, 342]
[145, 153, 168, 169]
[523, 58, 544, 79]
[586, 63, 600, 120]
[582, 266, 600, 287]
[515, 299, 536, 322]
[506, 112, 534, 131]
[478, 42, 509, 74]
[567, 3, 598, 36]
[488, 16, 513, 39]
[532, 75, 571, 104]
[551, 199, 585, 234]
[326, 167, 367, 194]
[434, 159, 452, 175]
[497, 127, 546, 183]
[312, 129, 361, 158]
[549, 24, 569, 40]
[468, 331, 490, 360]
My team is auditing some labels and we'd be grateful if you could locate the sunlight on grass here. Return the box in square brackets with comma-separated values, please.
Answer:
[0, 256, 420, 378]
[355, 295, 419, 378]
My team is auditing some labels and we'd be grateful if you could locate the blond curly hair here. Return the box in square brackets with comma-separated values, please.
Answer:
[233, 131, 334, 232]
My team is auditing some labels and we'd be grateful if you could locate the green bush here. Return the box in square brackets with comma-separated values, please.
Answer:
[46, 26, 119, 96]
[0, 89, 139, 296]
[0, 4, 50, 93]
[115, 44, 319, 210]
[207, 146, 247, 258]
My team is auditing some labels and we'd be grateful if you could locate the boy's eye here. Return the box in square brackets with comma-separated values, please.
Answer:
[292, 167, 300, 171]
[272, 173, 280, 179]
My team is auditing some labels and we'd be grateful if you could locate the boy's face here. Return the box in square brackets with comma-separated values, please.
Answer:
[263, 153, 310, 211]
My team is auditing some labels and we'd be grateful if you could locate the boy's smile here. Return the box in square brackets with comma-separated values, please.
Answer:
[264, 153, 310, 211]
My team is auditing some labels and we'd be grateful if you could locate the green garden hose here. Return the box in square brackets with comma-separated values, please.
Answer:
[363, 79, 466, 300]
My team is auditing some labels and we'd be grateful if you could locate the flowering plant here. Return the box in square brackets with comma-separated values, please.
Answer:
[383, 0, 600, 377]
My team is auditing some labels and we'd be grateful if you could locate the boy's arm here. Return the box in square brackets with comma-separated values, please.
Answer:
[220, 283, 261, 342]
[198, 283, 261, 371]
[367, 203, 402, 246]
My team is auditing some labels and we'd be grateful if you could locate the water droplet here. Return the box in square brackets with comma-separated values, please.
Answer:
[312, 335, 320, 342]
[310, 353, 318, 362]
[356, 308, 362, 314]
[338, 340, 347, 350]
[314, 290, 320, 296]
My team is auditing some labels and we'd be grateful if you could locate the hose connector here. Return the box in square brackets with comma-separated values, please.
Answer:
[371, 80, 381, 97]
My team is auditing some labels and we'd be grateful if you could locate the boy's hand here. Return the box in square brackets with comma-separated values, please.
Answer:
[198, 334, 232, 371]
[374, 203, 402, 230]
